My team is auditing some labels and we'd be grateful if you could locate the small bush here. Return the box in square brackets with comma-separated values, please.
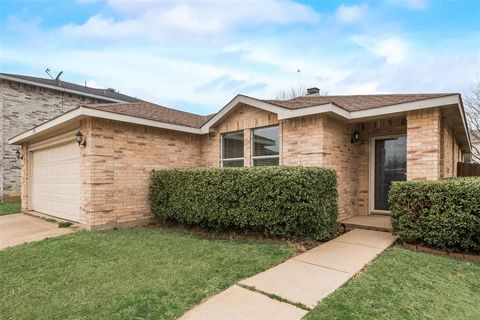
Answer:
[150, 166, 338, 240]
[58, 221, 73, 228]
[389, 177, 480, 253]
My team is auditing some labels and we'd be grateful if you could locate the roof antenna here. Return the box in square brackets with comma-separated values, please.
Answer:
[55, 71, 63, 81]
[45, 68, 54, 80]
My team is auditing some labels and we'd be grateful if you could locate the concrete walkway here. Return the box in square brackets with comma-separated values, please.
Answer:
[181, 229, 397, 320]
[0, 214, 74, 250]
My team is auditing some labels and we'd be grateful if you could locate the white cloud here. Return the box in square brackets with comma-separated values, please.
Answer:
[62, 0, 319, 41]
[335, 4, 367, 24]
[3, 0, 478, 114]
[352, 36, 409, 64]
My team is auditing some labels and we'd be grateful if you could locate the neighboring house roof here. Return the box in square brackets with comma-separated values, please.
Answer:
[9, 92, 471, 153]
[88, 102, 213, 128]
[0, 72, 140, 103]
[263, 93, 453, 112]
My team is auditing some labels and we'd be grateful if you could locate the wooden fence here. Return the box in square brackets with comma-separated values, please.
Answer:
[457, 162, 480, 177]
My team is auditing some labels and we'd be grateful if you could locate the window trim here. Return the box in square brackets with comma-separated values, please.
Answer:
[251, 125, 280, 166]
[221, 130, 244, 168]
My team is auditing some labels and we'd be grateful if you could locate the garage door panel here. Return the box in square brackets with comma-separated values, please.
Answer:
[31, 141, 80, 222]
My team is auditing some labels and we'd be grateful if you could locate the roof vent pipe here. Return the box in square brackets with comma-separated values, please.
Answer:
[307, 87, 320, 95]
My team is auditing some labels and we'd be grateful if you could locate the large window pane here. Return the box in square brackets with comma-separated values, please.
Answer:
[253, 126, 279, 157]
[253, 158, 279, 167]
[222, 131, 244, 159]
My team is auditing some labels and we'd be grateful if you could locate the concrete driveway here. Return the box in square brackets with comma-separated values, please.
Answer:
[0, 214, 74, 250]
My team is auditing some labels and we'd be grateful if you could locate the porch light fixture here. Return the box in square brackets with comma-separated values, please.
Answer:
[351, 131, 360, 144]
[75, 131, 86, 147]
[16, 149, 23, 160]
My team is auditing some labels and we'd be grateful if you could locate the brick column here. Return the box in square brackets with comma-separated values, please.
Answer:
[406, 108, 441, 180]
[244, 128, 251, 167]
[80, 118, 115, 228]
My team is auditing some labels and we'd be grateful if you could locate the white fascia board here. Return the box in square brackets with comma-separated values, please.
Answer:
[9, 106, 202, 144]
[200, 95, 461, 132]
[9, 108, 84, 144]
[276, 103, 348, 120]
[0, 74, 128, 103]
[348, 95, 459, 119]
[199, 95, 289, 134]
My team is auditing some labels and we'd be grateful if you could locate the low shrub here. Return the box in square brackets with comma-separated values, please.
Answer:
[150, 166, 338, 240]
[389, 177, 480, 253]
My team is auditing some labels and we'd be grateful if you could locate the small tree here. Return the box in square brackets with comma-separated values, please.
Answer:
[465, 81, 480, 163]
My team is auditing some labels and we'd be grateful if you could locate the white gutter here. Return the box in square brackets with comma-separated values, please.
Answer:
[0, 74, 130, 103]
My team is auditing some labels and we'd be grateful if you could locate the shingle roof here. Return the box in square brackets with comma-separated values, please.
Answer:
[1, 73, 140, 103]
[263, 93, 455, 112]
[86, 102, 214, 128]
[83, 93, 457, 129]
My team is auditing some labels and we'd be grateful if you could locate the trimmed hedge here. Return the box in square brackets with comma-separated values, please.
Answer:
[150, 166, 338, 240]
[389, 177, 480, 253]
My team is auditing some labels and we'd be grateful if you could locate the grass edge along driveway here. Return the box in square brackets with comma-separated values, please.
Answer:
[0, 227, 294, 320]
[0, 201, 21, 216]
[305, 246, 480, 320]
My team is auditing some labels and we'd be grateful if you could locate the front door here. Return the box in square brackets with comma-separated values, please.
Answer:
[371, 135, 407, 212]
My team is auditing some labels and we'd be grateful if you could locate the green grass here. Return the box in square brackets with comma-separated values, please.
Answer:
[305, 247, 480, 320]
[0, 201, 21, 216]
[0, 227, 293, 320]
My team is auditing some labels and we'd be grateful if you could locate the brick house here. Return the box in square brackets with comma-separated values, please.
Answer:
[0, 73, 138, 201]
[9, 89, 471, 229]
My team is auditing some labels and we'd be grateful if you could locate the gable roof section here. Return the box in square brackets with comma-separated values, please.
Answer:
[0, 73, 140, 103]
[264, 93, 453, 111]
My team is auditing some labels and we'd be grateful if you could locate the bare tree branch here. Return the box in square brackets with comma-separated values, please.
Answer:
[465, 80, 480, 163]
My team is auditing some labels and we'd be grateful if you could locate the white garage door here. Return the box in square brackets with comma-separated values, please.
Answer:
[31, 141, 80, 222]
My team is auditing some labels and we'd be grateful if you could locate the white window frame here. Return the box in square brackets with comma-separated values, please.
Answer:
[369, 133, 407, 214]
[221, 130, 244, 167]
[251, 125, 280, 166]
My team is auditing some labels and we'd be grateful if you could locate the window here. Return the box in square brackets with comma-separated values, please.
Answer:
[221, 131, 244, 167]
[252, 126, 279, 166]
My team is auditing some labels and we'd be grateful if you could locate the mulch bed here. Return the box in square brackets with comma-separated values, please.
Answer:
[402, 243, 480, 262]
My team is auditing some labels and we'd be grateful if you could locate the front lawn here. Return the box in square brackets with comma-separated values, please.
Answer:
[305, 247, 480, 319]
[0, 227, 293, 320]
[0, 201, 21, 216]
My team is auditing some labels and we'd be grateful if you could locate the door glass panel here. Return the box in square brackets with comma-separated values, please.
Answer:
[374, 137, 406, 211]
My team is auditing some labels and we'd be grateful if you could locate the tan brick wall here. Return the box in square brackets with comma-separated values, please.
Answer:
[80, 118, 202, 229]
[356, 117, 407, 215]
[441, 119, 455, 178]
[407, 108, 441, 180]
[320, 116, 359, 218]
[281, 115, 325, 167]
[201, 104, 278, 167]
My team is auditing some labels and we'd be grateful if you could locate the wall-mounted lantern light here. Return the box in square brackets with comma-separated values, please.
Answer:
[75, 131, 87, 147]
[16, 149, 23, 160]
[351, 131, 360, 144]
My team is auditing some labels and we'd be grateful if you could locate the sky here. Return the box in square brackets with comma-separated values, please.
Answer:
[1, 0, 479, 115]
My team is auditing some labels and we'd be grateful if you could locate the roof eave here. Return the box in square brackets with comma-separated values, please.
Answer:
[8, 106, 202, 145]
